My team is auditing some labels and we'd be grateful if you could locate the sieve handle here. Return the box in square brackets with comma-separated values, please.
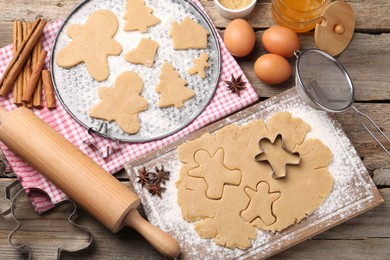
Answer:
[352, 106, 390, 156]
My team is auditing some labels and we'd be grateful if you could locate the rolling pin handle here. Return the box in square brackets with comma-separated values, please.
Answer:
[123, 209, 180, 259]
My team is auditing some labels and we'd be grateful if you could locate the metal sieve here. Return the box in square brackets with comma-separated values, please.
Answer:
[295, 49, 390, 156]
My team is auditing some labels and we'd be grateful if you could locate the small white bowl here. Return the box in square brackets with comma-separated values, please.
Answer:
[214, 0, 256, 20]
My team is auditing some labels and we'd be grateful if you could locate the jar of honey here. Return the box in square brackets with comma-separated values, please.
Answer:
[272, 0, 331, 33]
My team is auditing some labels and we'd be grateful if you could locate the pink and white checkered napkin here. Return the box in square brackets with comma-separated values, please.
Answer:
[0, 1, 258, 213]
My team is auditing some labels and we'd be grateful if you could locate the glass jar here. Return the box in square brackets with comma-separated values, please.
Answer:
[272, 0, 331, 33]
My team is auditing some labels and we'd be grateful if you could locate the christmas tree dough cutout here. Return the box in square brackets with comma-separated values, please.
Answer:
[241, 182, 281, 226]
[125, 38, 159, 67]
[188, 52, 210, 79]
[170, 17, 210, 50]
[89, 71, 148, 134]
[188, 149, 241, 199]
[155, 61, 195, 109]
[56, 10, 122, 82]
[123, 0, 160, 33]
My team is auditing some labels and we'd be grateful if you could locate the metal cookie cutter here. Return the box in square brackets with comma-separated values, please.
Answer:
[84, 123, 121, 159]
[0, 180, 19, 217]
[255, 134, 301, 180]
[6, 187, 93, 259]
[0, 156, 16, 178]
[0, 158, 17, 217]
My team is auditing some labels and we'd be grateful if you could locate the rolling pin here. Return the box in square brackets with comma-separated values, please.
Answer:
[0, 107, 180, 258]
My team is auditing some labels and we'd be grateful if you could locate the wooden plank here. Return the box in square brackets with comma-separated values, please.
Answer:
[0, 0, 390, 45]
[118, 103, 390, 186]
[0, 3, 389, 102]
[272, 238, 390, 259]
[0, 179, 161, 259]
[1, 181, 389, 259]
[331, 103, 390, 180]
[0, 0, 390, 35]
[1, 103, 389, 185]
[232, 31, 390, 101]
[201, 0, 390, 31]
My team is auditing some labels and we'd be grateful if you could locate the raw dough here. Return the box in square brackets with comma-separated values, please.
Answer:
[155, 62, 195, 109]
[177, 112, 334, 249]
[187, 52, 210, 78]
[170, 17, 210, 50]
[123, 0, 160, 33]
[56, 10, 122, 82]
[188, 149, 241, 199]
[125, 38, 159, 67]
[89, 71, 148, 134]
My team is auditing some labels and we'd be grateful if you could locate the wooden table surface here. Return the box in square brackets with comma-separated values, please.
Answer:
[0, 0, 389, 259]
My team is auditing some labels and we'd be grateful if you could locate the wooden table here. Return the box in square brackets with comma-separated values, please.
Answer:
[0, 0, 389, 259]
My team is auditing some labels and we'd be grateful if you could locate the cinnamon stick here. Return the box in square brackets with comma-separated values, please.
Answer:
[21, 22, 28, 106]
[22, 50, 47, 103]
[27, 22, 35, 108]
[12, 21, 18, 104]
[22, 22, 31, 107]
[15, 21, 24, 105]
[42, 70, 56, 109]
[33, 38, 43, 108]
[0, 18, 46, 97]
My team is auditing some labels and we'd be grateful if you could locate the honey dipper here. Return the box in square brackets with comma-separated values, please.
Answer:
[0, 107, 180, 258]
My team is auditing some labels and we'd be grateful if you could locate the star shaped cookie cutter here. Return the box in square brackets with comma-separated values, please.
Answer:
[254, 134, 301, 180]
[3, 184, 93, 259]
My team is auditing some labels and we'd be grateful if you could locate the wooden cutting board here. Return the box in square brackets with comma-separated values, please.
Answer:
[125, 88, 383, 259]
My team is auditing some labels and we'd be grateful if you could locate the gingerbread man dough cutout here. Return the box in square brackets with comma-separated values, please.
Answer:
[89, 71, 148, 134]
[241, 182, 281, 226]
[188, 52, 210, 79]
[188, 149, 241, 199]
[123, 0, 161, 33]
[56, 10, 122, 82]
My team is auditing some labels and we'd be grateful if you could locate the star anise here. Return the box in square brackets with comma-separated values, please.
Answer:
[137, 167, 150, 187]
[152, 166, 170, 185]
[145, 183, 166, 198]
[224, 74, 246, 97]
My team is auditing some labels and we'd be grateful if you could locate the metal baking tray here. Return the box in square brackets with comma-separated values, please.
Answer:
[50, 0, 221, 142]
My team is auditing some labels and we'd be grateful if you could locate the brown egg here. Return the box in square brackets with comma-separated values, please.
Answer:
[224, 19, 256, 57]
[254, 54, 291, 85]
[262, 25, 300, 58]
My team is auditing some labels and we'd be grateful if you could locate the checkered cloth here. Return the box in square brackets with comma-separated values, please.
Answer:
[0, 1, 258, 213]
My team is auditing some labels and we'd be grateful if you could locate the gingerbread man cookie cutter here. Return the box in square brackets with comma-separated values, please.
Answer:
[255, 134, 301, 180]
[1, 182, 93, 259]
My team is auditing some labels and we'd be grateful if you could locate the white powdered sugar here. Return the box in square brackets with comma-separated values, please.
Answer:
[127, 73, 377, 257]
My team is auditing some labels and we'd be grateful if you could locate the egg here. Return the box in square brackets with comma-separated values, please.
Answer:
[254, 54, 291, 85]
[224, 19, 256, 57]
[262, 25, 300, 58]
